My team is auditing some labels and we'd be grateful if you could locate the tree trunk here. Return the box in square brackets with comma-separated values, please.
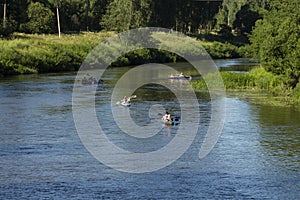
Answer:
[56, 0, 61, 38]
[85, 0, 90, 31]
[3, 0, 7, 28]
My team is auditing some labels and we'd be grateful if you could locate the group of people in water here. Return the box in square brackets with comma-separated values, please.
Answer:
[82, 75, 103, 85]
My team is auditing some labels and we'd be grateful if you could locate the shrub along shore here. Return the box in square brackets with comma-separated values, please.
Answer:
[0, 32, 246, 76]
[192, 67, 300, 108]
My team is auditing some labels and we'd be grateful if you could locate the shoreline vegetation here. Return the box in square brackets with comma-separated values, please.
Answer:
[192, 67, 300, 109]
[0, 31, 247, 76]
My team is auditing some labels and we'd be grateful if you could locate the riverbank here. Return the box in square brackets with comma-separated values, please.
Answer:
[192, 67, 300, 109]
[0, 32, 247, 76]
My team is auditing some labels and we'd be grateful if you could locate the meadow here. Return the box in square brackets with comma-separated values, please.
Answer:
[0, 32, 245, 76]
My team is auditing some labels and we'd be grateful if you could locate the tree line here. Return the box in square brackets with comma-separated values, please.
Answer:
[1, 0, 269, 36]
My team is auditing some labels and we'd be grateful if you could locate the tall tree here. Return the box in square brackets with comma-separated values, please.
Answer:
[21, 1, 55, 34]
[90, 0, 112, 30]
[215, 0, 247, 29]
[84, 0, 90, 31]
[150, 0, 176, 29]
[56, 0, 61, 37]
[101, 0, 151, 32]
[233, 4, 261, 36]
[2, 0, 6, 28]
[47, 0, 61, 37]
[250, 0, 300, 88]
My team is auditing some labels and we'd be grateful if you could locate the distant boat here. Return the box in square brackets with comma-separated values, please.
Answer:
[168, 74, 192, 80]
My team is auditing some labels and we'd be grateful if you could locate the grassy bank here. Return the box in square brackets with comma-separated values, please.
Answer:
[192, 67, 300, 108]
[0, 32, 246, 76]
[0, 32, 114, 75]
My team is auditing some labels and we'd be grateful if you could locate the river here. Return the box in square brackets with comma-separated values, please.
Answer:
[0, 59, 299, 199]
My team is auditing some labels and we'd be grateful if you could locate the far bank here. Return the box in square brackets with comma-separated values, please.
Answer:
[0, 32, 249, 76]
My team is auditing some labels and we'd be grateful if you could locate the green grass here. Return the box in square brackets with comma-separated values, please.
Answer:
[192, 67, 300, 108]
[0, 32, 114, 75]
[0, 31, 246, 76]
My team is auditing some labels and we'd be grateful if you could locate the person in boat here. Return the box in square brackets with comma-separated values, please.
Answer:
[162, 112, 172, 121]
[122, 96, 127, 103]
[179, 72, 184, 77]
[82, 77, 88, 85]
[98, 79, 103, 85]
[121, 96, 133, 103]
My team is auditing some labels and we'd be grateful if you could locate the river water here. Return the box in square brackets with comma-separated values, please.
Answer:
[0, 59, 299, 199]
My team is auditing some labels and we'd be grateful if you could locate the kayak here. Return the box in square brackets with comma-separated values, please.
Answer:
[121, 101, 131, 107]
[168, 75, 192, 80]
[161, 116, 180, 125]
[161, 119, 173, 125]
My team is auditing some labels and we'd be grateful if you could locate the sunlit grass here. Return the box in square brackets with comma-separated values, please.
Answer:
[192, 67, 300, 108]
[0, 31, 244, 75]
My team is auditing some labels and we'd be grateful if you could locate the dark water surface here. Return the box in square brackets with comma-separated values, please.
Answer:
[0, 59, 299, 199]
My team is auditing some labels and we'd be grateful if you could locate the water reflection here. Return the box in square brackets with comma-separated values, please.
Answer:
[256, 105, 300, 171]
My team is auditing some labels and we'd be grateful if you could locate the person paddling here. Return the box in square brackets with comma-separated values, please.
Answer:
[162, 112, 171, 121]
[122, 96, 128, 103]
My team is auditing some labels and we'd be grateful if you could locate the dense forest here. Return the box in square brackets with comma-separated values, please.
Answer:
[0, 0, 269, 36]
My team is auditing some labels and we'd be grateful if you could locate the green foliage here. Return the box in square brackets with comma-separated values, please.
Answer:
[250, 0, 300, 88]
[101, 0, 133, 31]
[237, 44, 254, 58]
[233, 4, 261, 35]
[293, 82, 300, 99]
[192, 67, 300, 104]
[20, 2, 55, 34]
[0, 19, 17, 37]
[0, 31, 247, 76]
[215, 0, 248, 29]
[0, 32, 109, 75]
[248, 67, 282, 91]
[0, 0, 267, 38]
[205, 42, 240, 59]
[153, 32, 207, 58]
[192, 72, 252, 91]
[101, 0, 151, 32]
[215, 0, 270, 36]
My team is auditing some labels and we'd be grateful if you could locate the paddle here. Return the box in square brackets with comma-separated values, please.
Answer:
[116, 95, 137, 105]
[149, 116, 181, 121]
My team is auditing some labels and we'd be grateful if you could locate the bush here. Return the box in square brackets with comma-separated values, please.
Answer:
[293, 81, 300, 99]
[192, 67, 285, 91]
[205, 42, 240, 58]
[0, 20, 17, 38]
[238, 45, 254, 58]
[20, 2, 55, 34]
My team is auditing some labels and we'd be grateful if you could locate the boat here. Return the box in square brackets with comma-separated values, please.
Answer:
[120, 101, 131, 107]
[168, 75, 192, 80]
[116, 95, 136, 107]
[161, 117, 180, 125]
[161, 119, 173, 125]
